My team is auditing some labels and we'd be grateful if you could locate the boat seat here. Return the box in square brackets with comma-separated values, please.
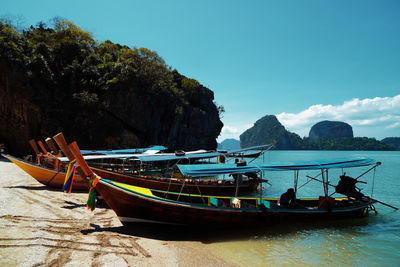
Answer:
[257, 199, 278, 209]
[209, 197, 219, 207]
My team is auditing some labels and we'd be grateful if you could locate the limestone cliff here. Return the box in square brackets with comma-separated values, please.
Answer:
[0, 65, 222, 156]
[0, 21, 222, 156]
[240, 115, 303, 149]
[309, 121, 353, 141]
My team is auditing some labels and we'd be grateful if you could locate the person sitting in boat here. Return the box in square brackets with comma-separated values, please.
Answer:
[278, 188, 296, 208]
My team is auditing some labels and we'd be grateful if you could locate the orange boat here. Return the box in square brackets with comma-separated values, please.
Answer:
[3, 154, 89, 190]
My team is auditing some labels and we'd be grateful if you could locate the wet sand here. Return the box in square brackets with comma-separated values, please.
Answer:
[0, 158, 235, 266]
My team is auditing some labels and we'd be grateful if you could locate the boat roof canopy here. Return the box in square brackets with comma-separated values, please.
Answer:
[58, 144, 271, 162]
[80, 145, 167, 155]
[124, 144, 271, 162]
[177, 157, 378, 177]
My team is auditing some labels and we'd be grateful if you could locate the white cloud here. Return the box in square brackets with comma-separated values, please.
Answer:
[217, 124, 252, 142]
[276, 94, 400, 139]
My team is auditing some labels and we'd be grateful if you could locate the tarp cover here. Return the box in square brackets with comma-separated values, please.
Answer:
[177, 157, 377, 177]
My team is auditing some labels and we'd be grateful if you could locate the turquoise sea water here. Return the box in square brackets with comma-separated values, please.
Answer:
[210, 151, 400, 266]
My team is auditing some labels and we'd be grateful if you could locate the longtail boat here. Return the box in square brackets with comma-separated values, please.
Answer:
[2, 152, 260, 195]
[3, 154, 88, 190]
[2, 134, 263, 195]
[224, 151, 262, 158]
[69, 141, 396, 226]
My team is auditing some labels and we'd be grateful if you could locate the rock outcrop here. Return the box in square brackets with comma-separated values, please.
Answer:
[309, 121, 353, 141]
[238, 116, 394, 151]
[0, 65, 222, 156]
[0, 21, 223, 156]
[240, 115, 303, 149]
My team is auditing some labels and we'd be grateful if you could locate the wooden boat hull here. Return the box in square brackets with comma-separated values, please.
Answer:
[92, 167, 259, 196]
[95, 178, 375, 226]
[4, 154, 259, 195]
[4, 154, 89, 190]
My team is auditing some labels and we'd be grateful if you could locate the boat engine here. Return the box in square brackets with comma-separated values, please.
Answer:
[335, 174, 365, 199]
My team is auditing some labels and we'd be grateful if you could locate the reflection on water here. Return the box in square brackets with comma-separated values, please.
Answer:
[207, 151, 400, 266]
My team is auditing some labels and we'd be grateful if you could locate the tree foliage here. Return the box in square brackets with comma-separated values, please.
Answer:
[0, 18, 220, 113]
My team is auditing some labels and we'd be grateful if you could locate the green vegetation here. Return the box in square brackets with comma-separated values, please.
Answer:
[381, 137, 400, 150]
[0, 18, 214, 108]
[302, 137, 394, 151]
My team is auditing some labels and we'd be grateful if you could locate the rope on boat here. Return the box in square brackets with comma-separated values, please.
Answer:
[176, 180, 186, 202]
[164, 176, 173, 198]
[195, 183, 206, 204]
[46, 169, 60, 188]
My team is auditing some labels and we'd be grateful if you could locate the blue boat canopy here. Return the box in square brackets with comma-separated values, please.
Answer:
[59, 144, 271, 162]
[125, 144, 272, 162]
[127, 151, 221, 162]
[59, 150, 221, 162]
[177, 157, 378, 177]
[80, 145, 167, 155]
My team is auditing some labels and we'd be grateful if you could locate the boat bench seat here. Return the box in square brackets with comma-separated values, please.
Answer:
[209, 197, 225, 207]
[257, 199, 278, 209]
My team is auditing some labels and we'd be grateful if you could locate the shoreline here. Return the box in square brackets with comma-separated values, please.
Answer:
[0, 158, 235, 266]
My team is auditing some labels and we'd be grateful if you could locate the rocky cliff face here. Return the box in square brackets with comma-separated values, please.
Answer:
[309, 121, 353, 141]
[0, 21, 224, 156]
[240, 115, 303, 149]
[0, 64, 222, 156]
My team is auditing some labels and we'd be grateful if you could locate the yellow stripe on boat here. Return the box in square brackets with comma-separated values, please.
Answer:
[109, 181, 157, 197]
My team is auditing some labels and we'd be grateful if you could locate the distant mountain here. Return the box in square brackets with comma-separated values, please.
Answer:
[239, 115, 394, 151]
[309, 121, 353, 141]
[218, 138, 240, 150]
[381, 137, 400, 150]
[240, 115, 303, 149]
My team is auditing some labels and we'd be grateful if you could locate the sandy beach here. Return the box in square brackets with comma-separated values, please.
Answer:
[0, 157, 235, 266]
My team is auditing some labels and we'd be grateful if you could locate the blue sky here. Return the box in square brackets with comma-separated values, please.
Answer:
[3, 0, 400, 141]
